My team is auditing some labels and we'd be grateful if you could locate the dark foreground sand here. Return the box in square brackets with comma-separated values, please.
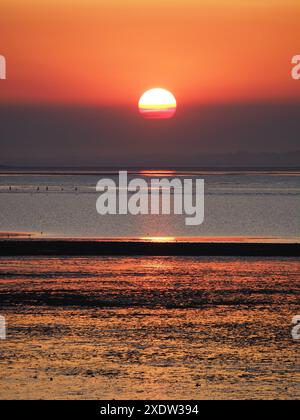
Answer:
[0, 238, 300, 257]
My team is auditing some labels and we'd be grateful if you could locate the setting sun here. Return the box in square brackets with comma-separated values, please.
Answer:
[139, 88, 177, 119]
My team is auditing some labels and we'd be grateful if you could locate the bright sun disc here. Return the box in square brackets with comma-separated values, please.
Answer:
[139, 88, 177, 119]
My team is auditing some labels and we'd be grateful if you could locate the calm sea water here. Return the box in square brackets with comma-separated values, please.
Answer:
[0, 256, 299, 399]
[0, 171, 299, 239]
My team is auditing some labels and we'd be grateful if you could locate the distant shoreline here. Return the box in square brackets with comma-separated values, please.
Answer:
[1, 239, 299, 257]
[1, 167, 300, 176]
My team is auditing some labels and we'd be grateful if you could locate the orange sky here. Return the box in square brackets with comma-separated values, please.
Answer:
[0, 0, 300, 105]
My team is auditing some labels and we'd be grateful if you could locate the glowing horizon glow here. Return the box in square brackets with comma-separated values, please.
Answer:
[139, 88, 177, 119]
[140, 237, 177, 243]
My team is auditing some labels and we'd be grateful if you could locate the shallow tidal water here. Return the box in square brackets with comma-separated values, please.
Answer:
[0, 172, 299, 239]
[0, 256, 299, 400]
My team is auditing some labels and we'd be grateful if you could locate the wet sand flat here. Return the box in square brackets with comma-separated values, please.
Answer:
[0, 256, 299, 400]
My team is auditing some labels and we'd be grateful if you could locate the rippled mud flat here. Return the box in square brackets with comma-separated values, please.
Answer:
[0, 256, 299, 400]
